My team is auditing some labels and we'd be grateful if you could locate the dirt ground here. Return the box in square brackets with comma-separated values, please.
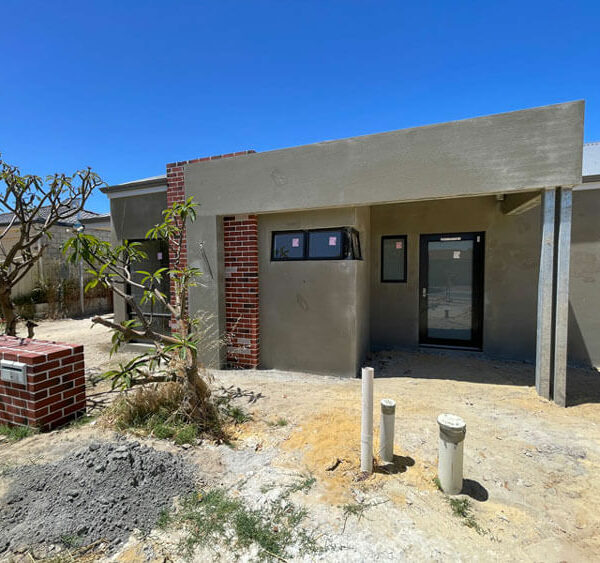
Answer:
[2, 316, 600, 561]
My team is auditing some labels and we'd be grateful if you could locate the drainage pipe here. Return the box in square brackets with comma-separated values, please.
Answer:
[437, 413, 466, 495]
[379, 399, 396, 464]
[360, 367, 374, 473]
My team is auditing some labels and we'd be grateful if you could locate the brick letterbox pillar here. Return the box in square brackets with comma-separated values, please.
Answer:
[0, 337, 86, 430]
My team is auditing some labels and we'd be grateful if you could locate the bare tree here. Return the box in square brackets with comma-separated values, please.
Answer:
[0, 157, 103, 335]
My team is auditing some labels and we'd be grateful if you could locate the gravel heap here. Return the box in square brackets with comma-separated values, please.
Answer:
[0, 439, 196, 555]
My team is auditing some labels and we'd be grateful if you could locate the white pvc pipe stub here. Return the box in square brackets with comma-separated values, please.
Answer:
[437, 413, 466, 495]
[379, 399, 396, 464]
[360, 367, 374, 473]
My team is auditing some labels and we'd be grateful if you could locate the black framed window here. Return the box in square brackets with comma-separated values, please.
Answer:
[272, 231, 305, 260]
[271, 228, 361, 261]
[381, 235, 407, 282]
[308, 229, 344, 259]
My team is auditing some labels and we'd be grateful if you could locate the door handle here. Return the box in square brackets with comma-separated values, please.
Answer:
[422, 287, 427, 298]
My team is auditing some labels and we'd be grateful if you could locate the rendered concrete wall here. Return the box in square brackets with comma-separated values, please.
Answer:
[184, 102, 583, 217]
[258, 207, 369, 377]
[370, 192, 600, 367]
[370, 195, 542, 360]
[569, 190, 600, 367]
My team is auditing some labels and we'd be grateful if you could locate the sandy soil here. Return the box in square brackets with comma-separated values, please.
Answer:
[2, 317, 600, 561]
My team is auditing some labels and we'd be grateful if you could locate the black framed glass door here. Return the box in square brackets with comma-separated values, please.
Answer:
[419, 232, 484, 349]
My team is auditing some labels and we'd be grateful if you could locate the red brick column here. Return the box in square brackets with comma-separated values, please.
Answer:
[0, 337, 85, 430]
[224, 215, 259, 368]
[165, 151, 259, 368]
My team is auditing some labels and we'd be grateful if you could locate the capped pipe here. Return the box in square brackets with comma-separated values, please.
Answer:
[437, 413, 466, 495]
[360, 367, 374, 473]
[379, 399, 396, 464]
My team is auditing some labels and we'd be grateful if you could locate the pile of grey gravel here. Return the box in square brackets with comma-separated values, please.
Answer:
[0, 438, 196, 555]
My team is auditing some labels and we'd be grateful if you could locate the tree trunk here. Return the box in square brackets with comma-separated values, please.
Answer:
[0, 286, 17, 336]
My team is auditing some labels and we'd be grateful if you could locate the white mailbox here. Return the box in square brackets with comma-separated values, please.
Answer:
[0, 360, 27, 386]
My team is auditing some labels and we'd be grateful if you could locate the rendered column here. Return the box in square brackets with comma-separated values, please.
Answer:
[360, 367, 374, 473]
[553, 188, 573, 407]
[535, 188, 556, 400]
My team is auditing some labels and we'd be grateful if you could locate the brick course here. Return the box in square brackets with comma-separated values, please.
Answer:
[165, 151, 259, 368]
[0, 337, 86, 430]
[224, 215, 259, 368]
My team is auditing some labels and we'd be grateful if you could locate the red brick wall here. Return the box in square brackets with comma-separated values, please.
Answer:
[0, 337, 86, 430]
[165, 151, 259, 368]
[224, 215, 259, 368]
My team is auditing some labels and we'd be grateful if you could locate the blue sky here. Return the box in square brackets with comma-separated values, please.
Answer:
[2, 1, 599, 214]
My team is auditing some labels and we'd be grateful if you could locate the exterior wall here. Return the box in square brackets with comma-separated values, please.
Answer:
[570, 190, 600, 367]
[258, 206, 370, 377]
[369, 192, 600, 367]
[184, 102, 583, 218]
[224, 215, 259, 368]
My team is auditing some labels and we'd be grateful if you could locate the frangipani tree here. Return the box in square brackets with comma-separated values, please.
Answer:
[64, 197, 220, 429]
[0, 157, 102, 335]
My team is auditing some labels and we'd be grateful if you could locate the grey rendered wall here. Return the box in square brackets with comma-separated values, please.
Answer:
[110, 191, 167, 324]
[370, 192, 600, 367]
[258, 207, 370, 377]
[370, 196, 541, 360]
[569, 190, 600, 367]
[184, 102, 583, 218]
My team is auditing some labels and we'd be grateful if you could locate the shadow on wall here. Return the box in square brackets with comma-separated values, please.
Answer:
[366, 348, 600, 407]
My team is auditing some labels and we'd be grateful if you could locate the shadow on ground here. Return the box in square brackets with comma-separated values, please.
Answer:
[364, 349, 600, 406]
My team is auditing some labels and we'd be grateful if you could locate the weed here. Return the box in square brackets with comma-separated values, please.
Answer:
[286, 474, 316, 496]
[226, 405, 252, 424]
[162, 487, 320, 560]
[0, 424, 38, 442]
[174, 424, 198, 445]
[433, 477, 443, 491]
[156, 507, 171, 529]
[447, 497, 485, 534]
[59, 533, 83, 549]
[66, 414, 95, 429]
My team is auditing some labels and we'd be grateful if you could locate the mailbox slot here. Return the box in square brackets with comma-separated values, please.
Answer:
[0, 360, 27, 386]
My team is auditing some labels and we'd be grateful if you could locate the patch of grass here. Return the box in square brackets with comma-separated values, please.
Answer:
[59, 533, 83, 549]
[162, 488, 320, 560]
[108, 384, 201, 445]
[447, 497, 485, 534]
[0, 424, 38, 442]
[225, 405, 252, 424]
[286, 474, 316, 496]
[275, 417, 288, 427]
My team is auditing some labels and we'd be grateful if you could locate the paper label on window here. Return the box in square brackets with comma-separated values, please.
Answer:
[395, 241, 403, 249]
[157, 252, 163, 260]
[291, 238, 300, 248]
[453, 251, 461, 259]
[329, 236, 337, 246]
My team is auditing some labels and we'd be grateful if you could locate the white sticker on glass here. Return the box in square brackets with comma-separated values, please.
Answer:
[292, 238, 300, 248]
[395, 241, 403, 249]
[453, 251, 461, 259]
[329, 236, 337, 246]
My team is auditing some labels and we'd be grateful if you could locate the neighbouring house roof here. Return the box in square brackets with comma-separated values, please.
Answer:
[101, 174, 167, 195]
[0, 206, 109, 228]
[583, 142, 600, 181]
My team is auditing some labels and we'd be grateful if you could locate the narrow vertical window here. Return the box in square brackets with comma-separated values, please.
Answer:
[381, 235, 407, 282]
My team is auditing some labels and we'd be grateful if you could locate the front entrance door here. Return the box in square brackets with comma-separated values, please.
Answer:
[419, 232, 485, 349]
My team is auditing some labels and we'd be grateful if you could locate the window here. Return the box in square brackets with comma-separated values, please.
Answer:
[381, 235, 407, 282]
[272, 231, 305, 260]
[271, 228, 361, 261]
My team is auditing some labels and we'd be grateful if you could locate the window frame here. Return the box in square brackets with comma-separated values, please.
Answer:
[381, 234, 408, 283]
[307, 228, 346, 261]
[270, 227, 362, 262]
[271, 230, 307, 261]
